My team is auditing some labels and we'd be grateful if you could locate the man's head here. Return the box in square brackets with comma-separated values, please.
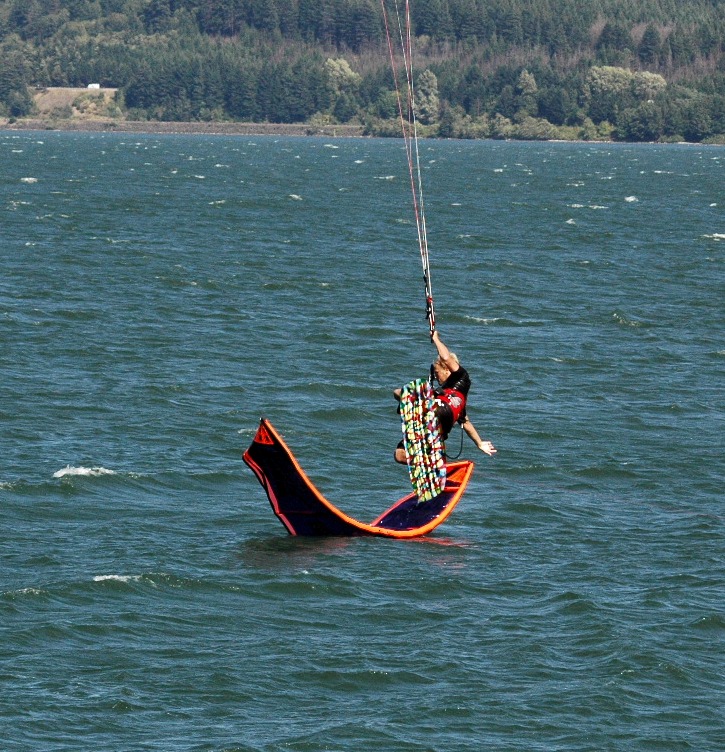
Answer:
[432, 353, 458, 383]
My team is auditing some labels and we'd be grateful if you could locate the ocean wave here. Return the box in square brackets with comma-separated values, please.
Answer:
[690, 613, 725, 631]
[53, 465, 116, 479]
[90, 572, 238, 594]
[613, 312, 648, 328]
[464, 315, 506, 325]
[2, 586, 49, 599]
[462, 314, 546, 327]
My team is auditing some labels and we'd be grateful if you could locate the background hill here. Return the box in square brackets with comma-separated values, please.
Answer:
[1, 0, 724, 142]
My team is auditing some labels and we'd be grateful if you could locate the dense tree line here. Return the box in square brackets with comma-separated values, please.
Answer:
[1, 0, 724, 142]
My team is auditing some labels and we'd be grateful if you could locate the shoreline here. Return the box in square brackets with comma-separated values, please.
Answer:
[2, 118, 719, 147]
[0, 117, 366, 138]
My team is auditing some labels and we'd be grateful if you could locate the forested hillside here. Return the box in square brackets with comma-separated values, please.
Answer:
[1, 0, 724, 142]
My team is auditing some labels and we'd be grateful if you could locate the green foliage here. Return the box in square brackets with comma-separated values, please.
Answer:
[616, 102, 665, 142]
[638, 24, 661, 64]
[0, 0, 723, 142]
[416, 68, 439, 124]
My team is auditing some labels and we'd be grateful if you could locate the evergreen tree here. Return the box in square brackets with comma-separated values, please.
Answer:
[597, 22, 632, 52]
[144, 0, 173, 33]
[458, 63, 488, 117]
[683, 97, 713, 142]
[537, 86, 574, 126]
[413, 0, 453, 39]
[248, 0, 280, 35]
[449, 0, 482, 41]
[416, 68, 439, 124]
[495, 1, 523, 44]
[224, 63, 259, 120]
[0, 47, 33, 116]
[516, 69, 538, 116]
[638, 24, 661, 65]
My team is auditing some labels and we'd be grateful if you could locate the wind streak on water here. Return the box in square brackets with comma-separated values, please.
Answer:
[1, 133, 723, 751]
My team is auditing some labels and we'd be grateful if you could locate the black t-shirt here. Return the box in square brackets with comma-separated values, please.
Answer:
[434, 365, 470, 437]
[440, 365, 471, 397]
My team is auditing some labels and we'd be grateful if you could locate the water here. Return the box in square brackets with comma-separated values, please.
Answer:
[1, 132, 723, 751]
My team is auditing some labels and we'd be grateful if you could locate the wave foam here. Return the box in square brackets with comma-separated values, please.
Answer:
[53, 465, 116, 479]
[613, 312, 644, 328]
[93, 574, 142, 583]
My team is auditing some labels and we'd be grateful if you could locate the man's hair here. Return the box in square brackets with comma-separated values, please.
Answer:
[438, 353, 459, 368]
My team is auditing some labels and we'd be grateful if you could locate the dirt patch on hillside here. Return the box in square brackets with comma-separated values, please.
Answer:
[0, 87, 365, 137]
[32, 87, 120, 118]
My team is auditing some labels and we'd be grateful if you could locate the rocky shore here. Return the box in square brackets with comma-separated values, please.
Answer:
[0, 117, 365, 138]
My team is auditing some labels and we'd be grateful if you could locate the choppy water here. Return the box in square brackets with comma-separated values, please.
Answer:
[1, 132, 723, 751]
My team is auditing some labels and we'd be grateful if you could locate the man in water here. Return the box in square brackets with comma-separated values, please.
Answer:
[394, 329, 497, 463]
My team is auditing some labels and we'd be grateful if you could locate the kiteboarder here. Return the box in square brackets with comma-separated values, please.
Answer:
[394, 330, 497, 464]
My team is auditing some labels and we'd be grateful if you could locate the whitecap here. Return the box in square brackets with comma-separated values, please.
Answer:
[289, 194, 303, 201]
[20, 177, 38, 183]
[466, 315, 503, 324]
[625, 196, 639, 202]
[566, 218, 576, 225]
[93, 574, 143, 583]
[613, 312, 643, 328]
[15, 587, 47, 595]
[703, 233, 725, 241]
[53, 465, 116, 478]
